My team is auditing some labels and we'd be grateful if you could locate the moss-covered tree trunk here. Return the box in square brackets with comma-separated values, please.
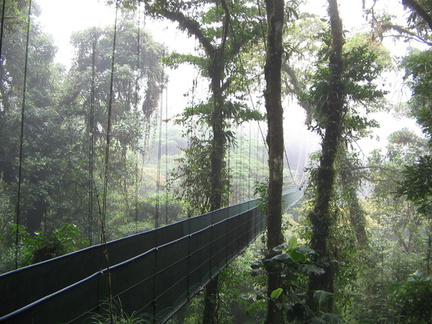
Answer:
[203, 52, 226, 324]
[264, 0, 284, 323]
[307, 0, 344, 313]
[135, 2, 263, 321]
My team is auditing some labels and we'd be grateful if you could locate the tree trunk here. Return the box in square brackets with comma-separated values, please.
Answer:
[264, 0, 284, 323]
[24, 197, 49, 234]
[203, 52, 226, 324]
[203, 275, 219, 323]
[307, 0, 344, 314]
[402, 0, 432, 31]
[426, 221, 432, 276]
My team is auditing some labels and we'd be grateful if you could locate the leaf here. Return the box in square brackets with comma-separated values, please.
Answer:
[313, 290, 333, 305]
[290, 248, 307, 263]
[272, 253, 290, 262]
[299, 264, 325, 276]
[297, 246, 316, 256]
[271, 288, 284, 299]
[289, 236, 298, 249]
[273, 243, 290, 252]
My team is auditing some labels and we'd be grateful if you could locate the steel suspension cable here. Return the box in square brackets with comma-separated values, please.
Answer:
[164, 79, 169, 224]
[155, 60, 164, 228]
[230, 7, 302, 191]
[227, 141, 231, 206]
[187, 39, 199, 147]
[0, 0, 5, 112]
[241, 125, 245, 203]
[239, 125, 244, 203]
[224, 6, 268, 155]
[284, 148, 298, 188]
[134, 6, 142, 233]
[134, 7, 141, 111]
[225, 3, 305, 199]
[15, 0, 32, 270]
[101, 2, 120, 322]
[101, 0, 119, 239]
[0, 0, 6, 59]
[248, 123, 252, 200]
[283, 102, 301, 188]
[88, 29, 98, 246]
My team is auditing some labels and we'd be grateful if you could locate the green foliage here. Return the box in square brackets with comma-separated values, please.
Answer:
[67, 17, 164, 130]
[0, 4, 168, 244]
[398, 155, 432, 216]
[397, 49, 432, 217]
[254, 178, 269, 215]
[250, 237, 342, 323]
[22, 224, 86, 265]
[217, 247, 268, 323]
[302, 147, 366, 314]
[227, 134, 268, 204]
[163, 52, 207, 70]
[169, 243, 268, 324]
[345, 128, 432, 322]
[300, 33, 388, 141]
[402, 48, 432, 131]
[171, 134, 230, 215]
[350, 234, 427, 323]
[314, 290, 334, 311]
[0, 223, 86, 272]
[90, 298, 152, 324]
[0, 0, 71, 236]
[402, 0, 432, 42]
[389, 271, 432, 323]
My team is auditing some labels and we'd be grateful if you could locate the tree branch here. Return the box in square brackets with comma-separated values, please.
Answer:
[382, 23, 432, 45]
[158, 8, 216, 56]
[402, 0, 432, 31]
[220, 0, 231, 55]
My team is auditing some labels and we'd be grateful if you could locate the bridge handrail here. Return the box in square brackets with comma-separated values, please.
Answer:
[0, 189, 303, 323]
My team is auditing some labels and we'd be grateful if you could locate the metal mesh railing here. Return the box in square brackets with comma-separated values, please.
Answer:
[0, 189, 302, 323]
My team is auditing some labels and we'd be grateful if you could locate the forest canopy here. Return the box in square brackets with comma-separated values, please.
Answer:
[1, 0, 432, 323]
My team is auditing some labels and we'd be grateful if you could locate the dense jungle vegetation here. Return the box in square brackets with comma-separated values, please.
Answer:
[1, 0, 432, 322]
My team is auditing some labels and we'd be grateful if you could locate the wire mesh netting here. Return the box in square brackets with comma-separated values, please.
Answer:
[0, 189, 302, 323]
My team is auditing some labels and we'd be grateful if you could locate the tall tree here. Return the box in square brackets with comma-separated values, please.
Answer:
[301, 1, 389, 315]
[306, 0, 345, 313]
[63, 17, 164, 241]
[263, 0, 284, 322]
[392, 0, 432, 277]
[0, 0, 69, 234]
[120, 1, 262, 322]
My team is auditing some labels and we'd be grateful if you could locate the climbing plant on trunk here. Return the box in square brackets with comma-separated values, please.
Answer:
[263, 0, 285, 323]
[306, 0, 345, 313]
[300, 0, 389, 315]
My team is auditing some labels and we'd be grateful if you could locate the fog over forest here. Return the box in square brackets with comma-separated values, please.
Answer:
[1, 0, 432, 323]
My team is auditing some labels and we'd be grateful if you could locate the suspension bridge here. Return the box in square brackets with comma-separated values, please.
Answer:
[0, 1, 309, 322]
[0, 188, 303, 324]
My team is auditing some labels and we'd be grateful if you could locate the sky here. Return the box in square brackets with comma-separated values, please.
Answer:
[35, 0, 371, 65]
[35, 0, 115, 65]
[34, 0, 422, 161]
[35, 0, 195, 66]
[36, 0, 197, 135]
